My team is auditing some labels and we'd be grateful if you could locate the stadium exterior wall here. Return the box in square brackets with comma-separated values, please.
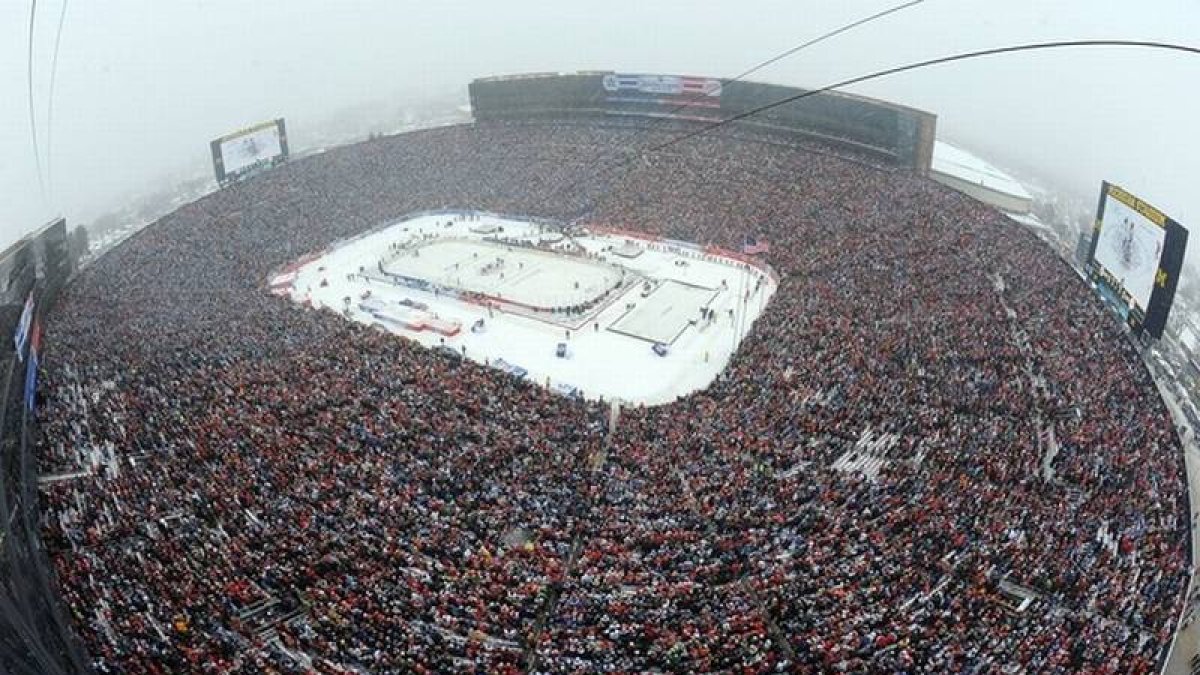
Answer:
[0, 223, 92, 675]
[930, 169, 1033, 214]
[469, 72, 936, 174]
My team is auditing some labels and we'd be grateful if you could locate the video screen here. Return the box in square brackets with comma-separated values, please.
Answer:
[1086, 181, 1188, 338]
[211, 119, 288, 185]
[1092, 187, 1166, 312]
[220, 126, 282, 176]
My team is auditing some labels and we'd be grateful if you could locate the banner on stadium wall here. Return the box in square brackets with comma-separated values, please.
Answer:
[13, 291, 34, 360]
[24, 317, 39, 411]
[602, 73, 722, 109]
[661, 238, 704, 253]
[381, 271, 463, 301]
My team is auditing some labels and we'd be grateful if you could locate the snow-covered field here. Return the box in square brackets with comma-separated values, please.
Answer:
[275, 212, 776, 405]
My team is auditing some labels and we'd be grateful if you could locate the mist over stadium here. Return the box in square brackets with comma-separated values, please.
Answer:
[5, 2, 1200, 674]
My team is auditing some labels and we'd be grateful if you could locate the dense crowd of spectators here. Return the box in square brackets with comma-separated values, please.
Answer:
[34, 117, 1188, 673]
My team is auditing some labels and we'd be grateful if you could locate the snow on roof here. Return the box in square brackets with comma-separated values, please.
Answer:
[932, 141, 1033, 201]
[1006, 212, 1048, 231]
[1180, 325, 1199, 352]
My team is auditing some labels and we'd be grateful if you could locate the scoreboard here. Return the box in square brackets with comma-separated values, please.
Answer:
[210, 118, 289, 186]
[1086, 181, 1188, 338]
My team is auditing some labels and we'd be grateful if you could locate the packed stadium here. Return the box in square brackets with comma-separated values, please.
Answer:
[0, 69, 1179, 673]
[5, 3, 1200, 674]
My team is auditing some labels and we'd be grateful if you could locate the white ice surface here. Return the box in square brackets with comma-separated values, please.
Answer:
[609, 280, 719, 345]
[285, 213, 776, 405]
[383, 239, 627, 309]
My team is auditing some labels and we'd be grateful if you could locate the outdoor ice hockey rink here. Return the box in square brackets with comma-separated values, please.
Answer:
[608, 280, 720, 345]
[274, 211, 777, 405]
[381, 238, 630, 315]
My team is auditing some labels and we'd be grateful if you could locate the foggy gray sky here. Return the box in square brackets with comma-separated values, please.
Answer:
[3, 0, 1199, 256]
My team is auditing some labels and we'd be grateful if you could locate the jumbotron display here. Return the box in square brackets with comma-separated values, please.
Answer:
[209, 118, 289, 186]
[1086, 181, 1188, 338]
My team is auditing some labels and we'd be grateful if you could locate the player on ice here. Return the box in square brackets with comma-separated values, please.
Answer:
[1120, 217, 1136, 267]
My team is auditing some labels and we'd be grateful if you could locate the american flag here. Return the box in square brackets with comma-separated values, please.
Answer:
[742, 237, 770, 255]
